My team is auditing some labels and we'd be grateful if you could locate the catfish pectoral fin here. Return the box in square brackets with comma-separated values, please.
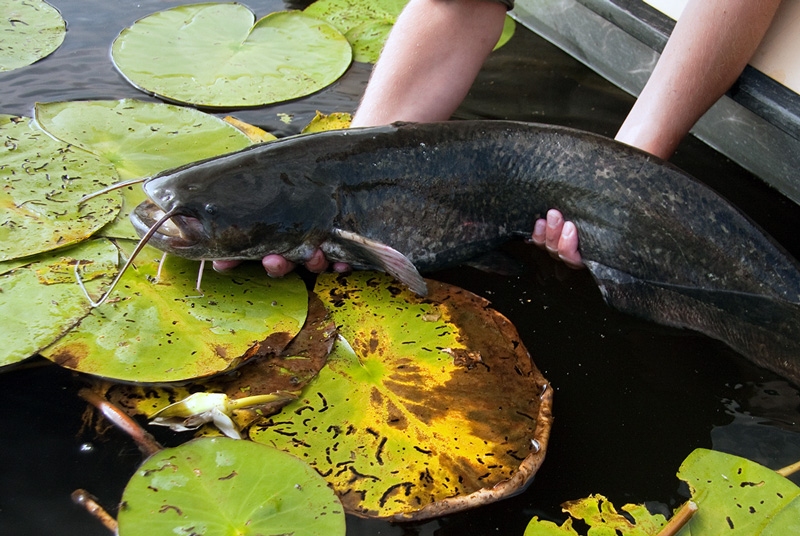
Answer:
[325, 228, 428, 296]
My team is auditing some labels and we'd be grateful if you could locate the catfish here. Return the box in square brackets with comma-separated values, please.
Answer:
[126, 121, 800, 384]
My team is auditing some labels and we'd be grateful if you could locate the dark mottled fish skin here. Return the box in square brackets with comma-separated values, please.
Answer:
[134, 121, 800, 383]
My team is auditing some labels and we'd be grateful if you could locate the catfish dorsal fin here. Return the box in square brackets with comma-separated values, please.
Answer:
[329, 228, 428, 295]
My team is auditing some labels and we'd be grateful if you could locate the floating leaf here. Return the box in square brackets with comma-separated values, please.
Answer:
[344, 20, 394, 63]
[301, 111, 352, 133]
[524, 494, 668, 535]
[304, 0, 407, 34]
[34, 100, 255, 239]
[41, 241, 308, 383]
[676, 448, 800, 535]
[0, 115, 121, 262]
[304, 0, 514, 63]
[111, 5, 352, 108]
[106, 292, 336, 433]
[251, 271, 553, 520]
[495, 13, 516, 51]
[0, 0, 65, 72]
[524, 449, 800, 535]
[0, 239, 118, 368]
[223, 116, 277, 143]
[117, 437, 345, 536]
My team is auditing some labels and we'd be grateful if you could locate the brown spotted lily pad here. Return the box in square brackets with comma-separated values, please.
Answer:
[250, 271, 553, 520]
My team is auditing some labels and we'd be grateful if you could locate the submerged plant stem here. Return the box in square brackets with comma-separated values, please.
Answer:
[71, 489, 118, 533]
[79, 388, 162, 457]
[656, 500, 698, 536]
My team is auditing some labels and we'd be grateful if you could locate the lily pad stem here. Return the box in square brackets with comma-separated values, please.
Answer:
[71, 489, 118, 533]
[79, 388, 162, 457]
[655, 500, 698, 536]
[777, 459, 800, 477]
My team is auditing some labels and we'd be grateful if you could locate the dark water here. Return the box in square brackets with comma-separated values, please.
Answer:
[1, 1, 799, 535]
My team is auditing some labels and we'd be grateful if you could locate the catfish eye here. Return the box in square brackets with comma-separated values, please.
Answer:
[204, 203, 217, 215]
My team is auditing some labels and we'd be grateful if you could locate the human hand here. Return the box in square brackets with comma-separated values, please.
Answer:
[212, 250, 351, 277]
[530, 209, 583, 269]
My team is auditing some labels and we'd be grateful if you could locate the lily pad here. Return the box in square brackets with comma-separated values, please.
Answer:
[301, 111, 352, 133]
[34, 100, 255, 239]
[677, 448, 800, 535]
[251, 271, 553, 520]
[523, 449, 800, 535]
[524, 494, 668, 535]
[304, 0, 515, 63]
[0, 0, 65, 72]
[40, 240, 309, 383]
[111, 5, 352, 108]
[344, 20, 394, 63]
[106, 292, 337, 435]
[0, 239, 118, 368]
[304, 0, 407, 34]
[118, 437, 345, 536]
[0, 115, 121, 262]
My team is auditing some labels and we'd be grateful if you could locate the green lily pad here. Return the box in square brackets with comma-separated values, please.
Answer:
[304, 0, 407, 34]
[251, 271, 553, 520]
[0, 0, 65, 72]
[495, 12, 516, 51]
[118, 437, 345, 536]
[34, 99, 255, 239]
[0, 239, 118, 368]
[40, 240, 309, 383]
[344, 20, 394, 63]
[677, 449, 800, 535]
[304, 0, 514, 63]
[111, 5, 352, 108]
[0, 115, 121, 262]
[106, 292, 337, 435]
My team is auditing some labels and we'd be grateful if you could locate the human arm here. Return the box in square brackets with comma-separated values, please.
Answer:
[615, 0, 782, 159]
[535, 0, 781, 266]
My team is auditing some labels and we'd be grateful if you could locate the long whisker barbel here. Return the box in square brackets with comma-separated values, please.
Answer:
[75, 208, 178, 307]
[78, 177, 150, 205]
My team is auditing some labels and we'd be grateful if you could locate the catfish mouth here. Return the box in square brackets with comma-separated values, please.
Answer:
[131, 200, 206, 250]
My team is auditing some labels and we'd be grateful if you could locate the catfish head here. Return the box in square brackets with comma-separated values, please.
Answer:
[130, 145, 339, 263]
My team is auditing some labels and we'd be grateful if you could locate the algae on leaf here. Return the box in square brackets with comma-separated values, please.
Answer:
[111, 5, 352, 108]
[0, 0, 65, 72]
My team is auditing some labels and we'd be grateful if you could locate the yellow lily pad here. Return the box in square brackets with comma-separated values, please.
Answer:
[251, 271, 553, 520]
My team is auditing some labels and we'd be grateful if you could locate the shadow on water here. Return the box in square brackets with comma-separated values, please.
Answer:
[1, 1, 798, 535]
